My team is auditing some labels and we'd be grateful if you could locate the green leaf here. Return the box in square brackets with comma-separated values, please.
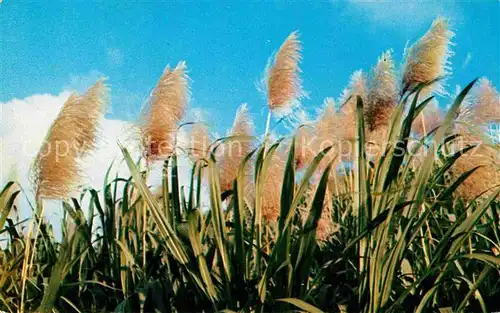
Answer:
[119, 144, 189, 264]
[276, 298, 325, 313]
[458, 253, 500, 267]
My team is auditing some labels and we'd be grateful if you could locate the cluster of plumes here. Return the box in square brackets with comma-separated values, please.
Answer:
[219, 104, 255, 193]
[28, 15, 497, 251]
[140, 62, 189, 160]
[266, 31, 303, 115]
[402, 17, 454, 95]
[293, 97, 358, 201]
[295, 49, 398, 170]
[293, 100, 335, 174]
[294, 75, 366, 175]
[451, 78, 500, 199]
[32, 80, 108, 199]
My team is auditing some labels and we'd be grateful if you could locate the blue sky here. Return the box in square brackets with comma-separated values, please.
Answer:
[1, 1, 499, 135]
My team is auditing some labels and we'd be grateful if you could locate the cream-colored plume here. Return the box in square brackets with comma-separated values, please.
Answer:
[338, 71, 368, 161]
[452, 140, 500, 200]
[402, 17, 454, 95]
[219, 103, 255, 192]
[457, 78, 500, 128]
[267, 31, 303, 114]
[187, 122, 212, 163]
[140, 62, 189, 160]
[32, 81, 108, 199]
[366, 50, 398, 133]
[261, 149, 287, 223]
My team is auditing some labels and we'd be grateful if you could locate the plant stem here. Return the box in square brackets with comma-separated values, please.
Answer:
[20, 198, 45, 313]
[421, 113, 427, 137]
[264, 110, 272, 145]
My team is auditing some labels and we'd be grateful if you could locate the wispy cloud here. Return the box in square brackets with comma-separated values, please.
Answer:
[64, 70, 106, 93]
[462, 52, 472, 69]
[62, 70, 146, 119]
[107, 47, 124, 66]
[345, 0, 460, 33]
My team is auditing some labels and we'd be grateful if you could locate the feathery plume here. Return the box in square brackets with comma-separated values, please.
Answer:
[339, 71, 367, 160]
[295, 98, 343, 171]
[452, 142, 500, 200]
[472, 78, 500, 123]
[74, 79, 109, 154]
[316, 98, 340, 140]
[458, 78, 500, 127]
[402, 17, 454, 95]
[140, 62, 189, 160]
[266, 31, 302, 114]
[261, 150, 286, 223]
[187, 122, 212, 163]
[366, 50, 398, 132]
[339, 70, 367, 115]
[314, 98, 344, 169]
[32, 81, 108, 199]
[451, 80, 500, 199]
[32, 94, 81, 199]
[365, 51, 397, 160]
[219, 104, 255, 192]
[295, 125, 316, 170]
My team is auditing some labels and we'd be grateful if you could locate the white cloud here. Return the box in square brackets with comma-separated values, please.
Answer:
[1, 91, 199, 238]
[345, 0, 460, 33]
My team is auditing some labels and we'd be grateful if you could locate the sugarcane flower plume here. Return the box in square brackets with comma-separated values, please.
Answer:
[187, 122, 212, 163]
[219, 103, 255, 192]
[366, 50, 398, 132]
[75, 79, 109, 154]
[266, 31, 303, 115]
[140, 61, 189, 160]
[32, 80, 108, 199]
[337, 71, 367, 160]
[261, 149, 286, 223]
[452, 141, 500, 200]
[457, 78, 500, 129]
[402, 17, 454, 95]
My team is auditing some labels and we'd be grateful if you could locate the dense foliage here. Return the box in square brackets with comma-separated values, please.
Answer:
[1, 82, 499, 313]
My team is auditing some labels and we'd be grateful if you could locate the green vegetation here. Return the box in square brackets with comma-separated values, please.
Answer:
[1, 83, 499, 312]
